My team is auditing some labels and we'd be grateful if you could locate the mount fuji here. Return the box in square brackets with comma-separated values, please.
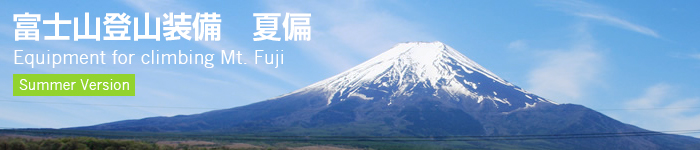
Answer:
[72, 42, 700, 149]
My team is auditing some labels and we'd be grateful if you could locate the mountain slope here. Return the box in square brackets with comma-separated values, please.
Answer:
[72, 42, 700, 149]
[289, 41, 554, 110]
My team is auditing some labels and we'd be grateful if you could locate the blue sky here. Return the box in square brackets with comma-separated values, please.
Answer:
[2, 0, 700, 135]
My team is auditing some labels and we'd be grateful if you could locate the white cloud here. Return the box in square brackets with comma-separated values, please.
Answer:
[625, 83, 671, 109]
[526, 22, 605, 104]
[617, 83, 700, 134]
[263, 0, 435, 72]
[120, 0, 305, 88]
[193, 41, 307, 87]
[690, 53, 700, 60]
[542, 0, 659, 38]
[527, 49, 603, 104]
[575, 13, 659, 38]
[507, 40, 528, 50]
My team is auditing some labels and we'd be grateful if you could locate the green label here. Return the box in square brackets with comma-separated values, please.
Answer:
[13, 74, 135, 96]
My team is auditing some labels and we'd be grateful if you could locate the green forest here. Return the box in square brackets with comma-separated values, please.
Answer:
[0, 137, 260, 150]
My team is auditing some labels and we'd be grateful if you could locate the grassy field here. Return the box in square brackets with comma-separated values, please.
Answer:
[0, 129, 567, 150]
[0, 129, 368, 150]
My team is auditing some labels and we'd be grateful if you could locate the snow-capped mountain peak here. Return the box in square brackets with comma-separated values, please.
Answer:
[290, 41, 555, 109]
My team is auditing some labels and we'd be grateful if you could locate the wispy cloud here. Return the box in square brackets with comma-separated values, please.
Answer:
[262, 0, 435, 72]
[542, 0, 659, 38]
[120, 0, 305, 88]
[528, 48, 603, 103]
[526, 23, 604, 104]
[528, 0, 658, 104]
[690, 53, 700, 60]
[625, 83, 672, 109]
[507, 40, 528, 50]
[617, 83, 700, 134]
[575, 13, 659, 38]
[193, 41, 306, 87]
